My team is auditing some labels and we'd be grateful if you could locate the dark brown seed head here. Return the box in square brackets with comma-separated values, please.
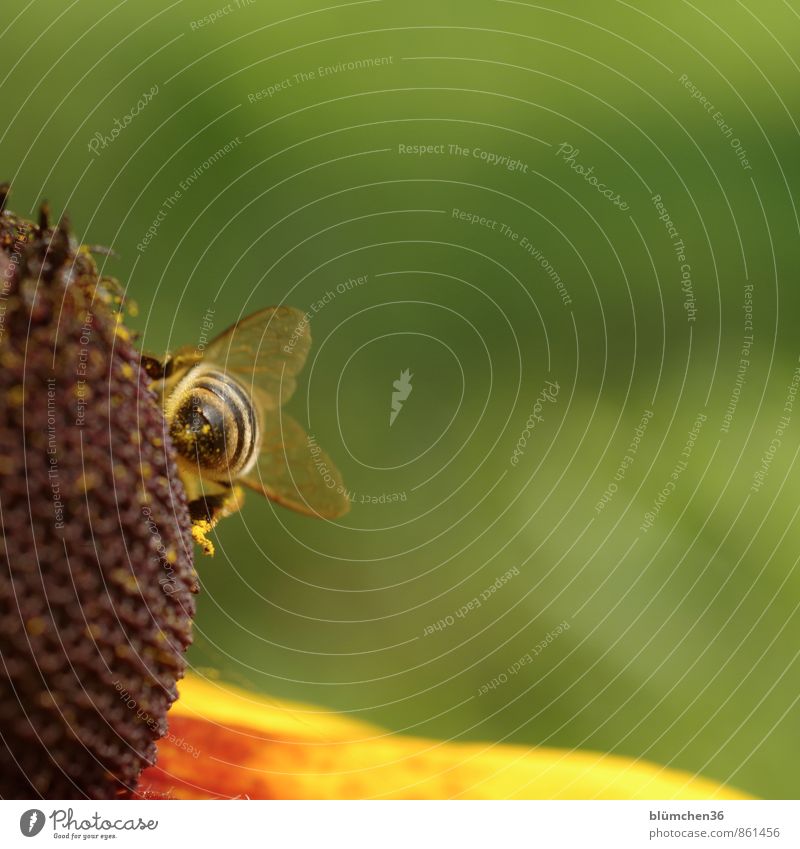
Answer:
[0, 190, 197, 798]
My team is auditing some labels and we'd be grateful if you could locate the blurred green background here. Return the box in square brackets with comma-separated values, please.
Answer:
[4, 0, 800, 798]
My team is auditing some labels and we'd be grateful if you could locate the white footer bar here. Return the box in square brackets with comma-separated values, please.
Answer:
[1, 800, 797, 848]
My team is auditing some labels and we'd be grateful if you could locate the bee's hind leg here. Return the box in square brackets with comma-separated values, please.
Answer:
[187, 486, 245, 556]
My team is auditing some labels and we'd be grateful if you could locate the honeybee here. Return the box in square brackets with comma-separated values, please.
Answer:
[141, 306, 349, 553]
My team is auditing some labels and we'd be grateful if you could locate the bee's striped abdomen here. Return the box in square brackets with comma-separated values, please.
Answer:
[167, 367, 260, 480]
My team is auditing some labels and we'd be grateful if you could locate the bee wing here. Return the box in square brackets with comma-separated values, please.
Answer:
[239, 412, 350, 519]
[203, 306, 311, 409]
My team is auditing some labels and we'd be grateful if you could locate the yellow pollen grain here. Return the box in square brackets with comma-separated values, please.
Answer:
[0, 349, 21, 368]
[157, 649, 178, 665]
[6, 385, 24, 406]
[115, 321, 132, 343]
[85, 623, 103, 640]
[77, 471, 100, 492]
[120, 362, 135, 380]
[26, 617, 46, 637]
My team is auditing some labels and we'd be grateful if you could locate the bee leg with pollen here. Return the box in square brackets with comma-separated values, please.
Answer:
[184, 479, 246, 557]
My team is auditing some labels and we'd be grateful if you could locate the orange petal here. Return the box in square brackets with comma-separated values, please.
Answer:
[139, 675, 751, 800]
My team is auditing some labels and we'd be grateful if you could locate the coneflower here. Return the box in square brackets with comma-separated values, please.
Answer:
[0, 186, 197, 799]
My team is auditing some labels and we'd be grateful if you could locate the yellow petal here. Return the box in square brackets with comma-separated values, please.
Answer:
[139, 675, 751, 800]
